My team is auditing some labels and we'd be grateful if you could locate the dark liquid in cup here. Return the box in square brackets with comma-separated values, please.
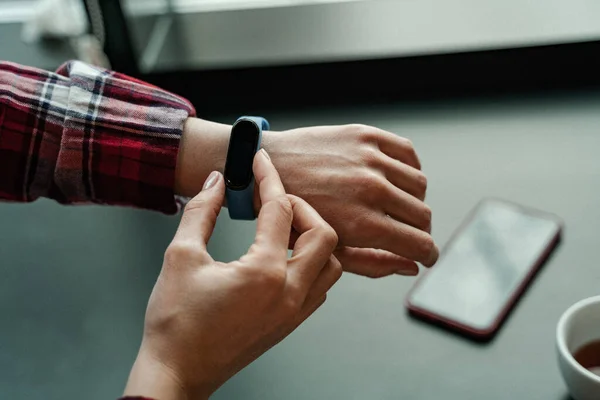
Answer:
[574, 340, 600, 377]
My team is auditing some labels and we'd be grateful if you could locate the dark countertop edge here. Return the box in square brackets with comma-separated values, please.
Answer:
[141, 39, 600, 118]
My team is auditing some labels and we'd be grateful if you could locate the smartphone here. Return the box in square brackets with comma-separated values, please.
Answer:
[406, 198, 562, 341]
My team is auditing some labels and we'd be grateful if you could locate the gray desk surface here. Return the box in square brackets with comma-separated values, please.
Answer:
[1, 91, 598, 399]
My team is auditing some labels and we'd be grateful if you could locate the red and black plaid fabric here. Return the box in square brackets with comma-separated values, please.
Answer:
[0, 60, 196, 214]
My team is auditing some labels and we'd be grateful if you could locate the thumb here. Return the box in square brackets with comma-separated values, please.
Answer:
[172, 171, 225, 248]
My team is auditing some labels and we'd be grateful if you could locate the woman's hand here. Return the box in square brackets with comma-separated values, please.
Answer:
[263, 124, 439, 278]
[125, 149, 341, 400]
[175, 119, 438, 279]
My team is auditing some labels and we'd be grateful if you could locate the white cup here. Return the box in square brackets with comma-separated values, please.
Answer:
[557, 295, 600, 400]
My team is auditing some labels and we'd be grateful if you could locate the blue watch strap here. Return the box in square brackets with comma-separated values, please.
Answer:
[243, 116, 270, 131]
[226, 116, 269, 220]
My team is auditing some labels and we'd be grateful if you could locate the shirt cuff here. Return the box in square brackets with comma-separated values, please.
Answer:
[55, 61, 196, 214]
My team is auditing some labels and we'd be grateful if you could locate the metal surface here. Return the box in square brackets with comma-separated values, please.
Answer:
[146, 0, 600, 72]
[4, 0, 600, 73]
[1, 90, 598, 399]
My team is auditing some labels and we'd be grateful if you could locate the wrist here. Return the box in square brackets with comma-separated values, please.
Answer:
[124, 347, 211, 400]
[177, 117, 278, 210]
[175, 118, 231, 197]
[124, 348, 191, 400]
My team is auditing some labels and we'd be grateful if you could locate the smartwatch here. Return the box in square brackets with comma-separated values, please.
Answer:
[224, 116, 270, 220]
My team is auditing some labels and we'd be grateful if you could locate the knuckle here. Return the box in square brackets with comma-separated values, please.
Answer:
[415, 172, 428, 193]
[184, 197, 209, 213]
[417, 234, 435, 260]
[345, 213, 375, 238]
[330, 258, 343, 282]
[316, 294, 328, 308]
[164, 241, 202, 265]
[257, 265, 287, 288]
[402, 139, 421, 169]
[420, 204, 432, 228]
[343, 215, 362, 236]
[346, 123, 370, 133]
[262, 195, 293, 233]
[360, 147, 382, 168]
[354, 173, 387, 203]
[344, 123, 373, 140]
[271, 195, 293, 220]
[282, 295, 302, 317]
[402, 137, 415, 150]
[319, 225, 339, 250]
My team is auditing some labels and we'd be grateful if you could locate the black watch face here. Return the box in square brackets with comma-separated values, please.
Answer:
[224, 119, 260, 190]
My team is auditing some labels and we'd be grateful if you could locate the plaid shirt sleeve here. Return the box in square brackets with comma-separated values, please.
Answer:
[0, 60, 196, 214]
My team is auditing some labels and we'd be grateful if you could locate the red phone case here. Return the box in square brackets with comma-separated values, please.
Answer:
[405, 198, 563, 341]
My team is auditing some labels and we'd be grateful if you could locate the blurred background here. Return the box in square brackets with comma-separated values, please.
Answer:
[4, 0, 600, 112]
[2, 1, 600, 399]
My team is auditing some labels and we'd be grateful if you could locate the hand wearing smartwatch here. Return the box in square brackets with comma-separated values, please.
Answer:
[224, 116, 270, 220]
[175, 118, 438, 277]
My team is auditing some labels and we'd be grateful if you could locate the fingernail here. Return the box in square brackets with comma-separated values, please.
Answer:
[203, 171, 219, 190]
[260, 148, 271, 161]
